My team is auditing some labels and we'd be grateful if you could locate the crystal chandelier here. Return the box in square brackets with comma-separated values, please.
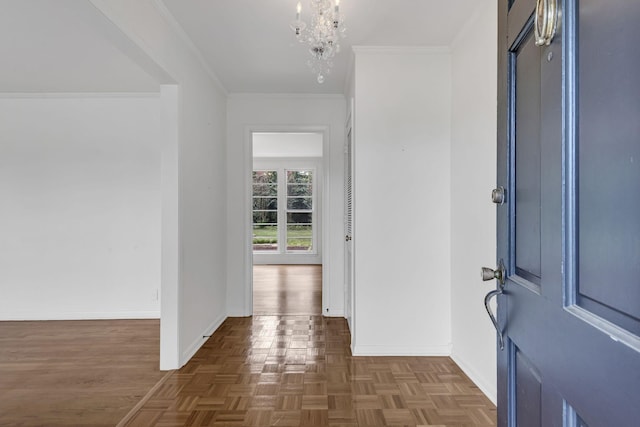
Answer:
[290, 0, 346, 84]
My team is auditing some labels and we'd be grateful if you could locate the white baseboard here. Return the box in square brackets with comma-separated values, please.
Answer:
[0, 311, 160, 321]
[325, 309, 344, 318]
[352, 343, 452, 356]
[225, 309, 248, 317]
[180, 313, 227, 366]
[451, 351, 497, 405]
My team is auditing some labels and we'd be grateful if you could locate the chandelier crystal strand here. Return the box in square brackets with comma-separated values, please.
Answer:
[290, 0, 346, 84]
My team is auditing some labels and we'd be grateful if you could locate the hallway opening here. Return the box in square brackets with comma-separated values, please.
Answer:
[251, 132, 324, 316]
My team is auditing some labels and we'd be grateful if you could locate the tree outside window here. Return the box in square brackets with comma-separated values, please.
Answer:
[252, 169, 315, 253]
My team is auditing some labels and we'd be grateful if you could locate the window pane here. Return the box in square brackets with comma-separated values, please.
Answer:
[253, 170, 280, 252]
[253, 184, 277, 196]
[253, 197, 277, 210]
[253, 170, 277, 184]
[253, 211, 277, 224]
[253, 225, 277, 251]
[287, 170, 313, 184]
[287, 197, 312, 210]
[287, 212, 312, 224]
[287, 224, 312, 251]
[252, 168, 315, 254]
[287, 183, 312, 196]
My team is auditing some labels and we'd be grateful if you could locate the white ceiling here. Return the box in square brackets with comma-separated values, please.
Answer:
[0, 1, 481, 95]
[162, 0, 483, 94]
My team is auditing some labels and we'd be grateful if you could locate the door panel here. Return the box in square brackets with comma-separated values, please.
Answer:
[514, 348, 542, 427]
[497, 0, 640, 425]
[514, 26, 542, 284]
[576, 0, 640, 335]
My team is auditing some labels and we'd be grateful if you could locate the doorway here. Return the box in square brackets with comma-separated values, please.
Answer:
[251, 132, 324, 315]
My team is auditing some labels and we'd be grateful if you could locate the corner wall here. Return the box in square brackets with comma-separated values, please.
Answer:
[450, 2, 499, 403]
[91, 0, 228, 368]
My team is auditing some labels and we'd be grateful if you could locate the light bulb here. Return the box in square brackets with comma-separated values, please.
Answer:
[317, 73, 325, 84]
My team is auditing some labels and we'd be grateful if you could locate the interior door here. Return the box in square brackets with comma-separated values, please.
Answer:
[495, 0, 640, 425]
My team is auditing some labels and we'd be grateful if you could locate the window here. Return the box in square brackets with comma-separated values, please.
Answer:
[286, 170, 313, 252]
[252, 170, 278, 251]
[252, 168, 316, 254]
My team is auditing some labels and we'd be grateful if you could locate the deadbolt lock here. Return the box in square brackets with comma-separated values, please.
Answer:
[491, 186, 506, 204]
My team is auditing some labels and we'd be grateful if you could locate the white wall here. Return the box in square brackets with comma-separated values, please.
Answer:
[91, 0, 228, 368]
[227, 94, 346, 317]
[352, 48, 452, 355]
[0, 95, 162, 320]
[253, 132, 323, 158]
[450, 3, 498, 404]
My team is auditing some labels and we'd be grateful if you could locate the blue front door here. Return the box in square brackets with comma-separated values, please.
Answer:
[496, 0, 640, 425]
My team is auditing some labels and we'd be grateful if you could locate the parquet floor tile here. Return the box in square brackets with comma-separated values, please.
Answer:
[253, 265, 322, 315]
[121, 315, 496, 426]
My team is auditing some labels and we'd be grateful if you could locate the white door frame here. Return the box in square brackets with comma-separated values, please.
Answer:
[344, 106, 355, 338]
[242, 125, 332, 316]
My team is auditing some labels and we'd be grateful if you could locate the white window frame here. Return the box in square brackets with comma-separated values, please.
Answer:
[251, 170, 279, 253]
[284, 168, 316, 254]
[252, 157, 322, 265]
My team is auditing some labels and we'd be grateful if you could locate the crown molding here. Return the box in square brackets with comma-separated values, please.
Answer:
[227, 93, 346, 100]
[0, 92, 160, 99]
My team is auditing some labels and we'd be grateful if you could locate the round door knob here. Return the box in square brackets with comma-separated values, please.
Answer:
[482, 267, 499, 281]
[481, 260, 506, 285]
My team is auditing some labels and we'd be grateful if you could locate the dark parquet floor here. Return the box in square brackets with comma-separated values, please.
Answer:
[0, 265, 496, 426]
[122, 315, 496, 426]
[253, 265, 322, 316]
